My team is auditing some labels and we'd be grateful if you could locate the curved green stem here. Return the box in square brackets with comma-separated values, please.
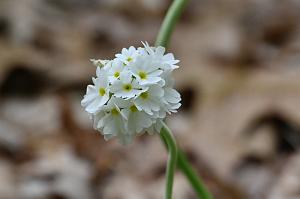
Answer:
[160, 121, 178, 199]
[155, 0, 188, 47]
[156, 0, 213, 198]
[177, 150, 213, 199]
[160, 130, 213, 199]
[160, 123, 213, 199]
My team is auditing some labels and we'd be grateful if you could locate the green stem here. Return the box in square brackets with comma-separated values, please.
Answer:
[155, 0, 188, 47]
[160, 131, 213, 199]
[160, 122, 178, 199]
[177, 150, 213, 199]
[156, 0, 213, 198]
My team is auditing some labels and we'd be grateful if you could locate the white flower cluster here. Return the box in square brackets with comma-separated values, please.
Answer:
[81, 42, 181, 144]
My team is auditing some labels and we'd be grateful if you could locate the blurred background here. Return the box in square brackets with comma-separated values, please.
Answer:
[1, 0, 300, 198]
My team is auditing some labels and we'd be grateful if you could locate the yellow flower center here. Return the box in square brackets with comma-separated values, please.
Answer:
[130, 105, 138, 112]
[111, 108, 119, 115]
[138, 71, 147, 80]
[114, 71, 120, 78]
[127, 57, 133, 62]
[123, 84, 132, 91]
[140, 92, 149, 99]
[98, 88, 106, 96]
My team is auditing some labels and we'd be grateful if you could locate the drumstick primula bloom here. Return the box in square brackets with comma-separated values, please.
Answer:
[81, 42, 181, 144]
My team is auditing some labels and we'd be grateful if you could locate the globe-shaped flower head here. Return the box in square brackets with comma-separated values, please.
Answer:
[81, 42, 181, 144]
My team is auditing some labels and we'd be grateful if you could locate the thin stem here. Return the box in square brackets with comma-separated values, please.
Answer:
[160, 121, 178, 199]
[160, 133, 213, 199]
[155, 0, 188, 47]
[177, 150, 213, 199]
[156, 0, 213, 198]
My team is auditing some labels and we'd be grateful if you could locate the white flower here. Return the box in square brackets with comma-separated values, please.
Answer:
[110, 71, 145, 99]
[95, 97, 132, 144]
[160, 70, 181, 113]
[107, 59, 124, 83]
[163, 88, 181, 113]
[142, 42, 179, 70]
[81, 42, 181, 144]
[121, 104, 153, 134]
[115, 46, 138, 65]
[134, 85, 164, 115]
[131, 56, 163, 86]
[81, 69, 109, 114]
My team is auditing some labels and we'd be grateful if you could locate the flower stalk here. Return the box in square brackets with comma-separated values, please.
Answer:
[155, 0, 188, 47]
[156, 0, 214, 199]
[177, 150, 213, 199]
[160, 122, 178, 199]
[160, 124, 213, 199]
